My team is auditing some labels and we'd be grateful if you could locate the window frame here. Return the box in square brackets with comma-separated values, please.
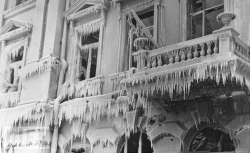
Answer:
[187, 0, 224, 40]
[121, 0, 161, 70]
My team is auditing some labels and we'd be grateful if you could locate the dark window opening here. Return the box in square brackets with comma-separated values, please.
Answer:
[120, 132, 153, 153]
[188, 0, 224, 40]
[77, 4, 94, 12]
[81, 32, 99, 46]
[132, 8, 154, 36]
[189, 127, 235, 152]
[16, 0, 28, 6]
[9, 68, 14, 84]
[9, 26, 19, 32]
[79, 52, 88, 81]
[90, 48, 97, 78]
[11, 47, 23, 62]
[79, 32, 99, 81]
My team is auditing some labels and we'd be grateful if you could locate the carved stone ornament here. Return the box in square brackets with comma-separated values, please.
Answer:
[217, 12, 236, 27]
[147, 115, 167, 129]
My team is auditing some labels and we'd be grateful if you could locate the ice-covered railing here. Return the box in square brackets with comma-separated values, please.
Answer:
[132, 34, 218, 71]
[59, 75, 104, 99]
[108, 68, 136, 92]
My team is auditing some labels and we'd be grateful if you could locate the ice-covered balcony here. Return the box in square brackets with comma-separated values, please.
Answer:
[121, 12, 250, 101]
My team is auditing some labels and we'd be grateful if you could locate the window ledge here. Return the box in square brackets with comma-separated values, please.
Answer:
[0, 91, 21, 108]
[3, 0, 36, 19]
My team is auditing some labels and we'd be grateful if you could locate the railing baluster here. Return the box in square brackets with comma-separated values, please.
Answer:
[152, 56, 157, 68]
[187, 47, 193, 59]
[157, 55, 162, 66]
[146, 57, 151, 69]
[175, 50, 180, 62]
[181, 48, 187, 61]
[194, 45, 199, 58]
[200, 43, 205, 56]
[207, 41, 212, 55]
[213, 40, 219, 53]
[169, 52, 174, 64]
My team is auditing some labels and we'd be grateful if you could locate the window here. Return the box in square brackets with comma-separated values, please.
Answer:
[132, 8, 154, 35]
[188, 0, 224, 39]
[189, 127, 235, 152]
[78, 31, 99, 81]
[125, 3, 160, 70]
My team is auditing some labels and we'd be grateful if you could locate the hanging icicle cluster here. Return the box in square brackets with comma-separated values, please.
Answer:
[58, 91, 130, 125]
[3, 39, 26, 61]
[78, 42, 99, 52]
[122, 59, 250, 101]
[0, 39, 26, 74]
[71, 119, 89, 142]
[67, 4, 103, 21]
[0, 91, 20, 108]
[59, 75, 104, 99]
[108, 68, 136, 92]
[0, 102, 53, 139]
[19, 56, 60, 80]
[74, 19, 103, 37]
[75, 76, 104, 98]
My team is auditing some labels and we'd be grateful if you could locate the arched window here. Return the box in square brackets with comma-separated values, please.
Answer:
[188, 127, 235, 152]
[188, 0, 224, 39]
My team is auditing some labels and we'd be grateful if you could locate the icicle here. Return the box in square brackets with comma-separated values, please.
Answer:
[58, 91, 121, 124]
[78, 42, 99, 53]
[74, 19, 103, 37]
[0, 91, 21, 108]
[19, 56, 60, 80]
[67, 4, 103, 21]
[0, 102, 52, 140]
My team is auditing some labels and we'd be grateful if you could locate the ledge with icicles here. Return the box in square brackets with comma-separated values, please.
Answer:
[0, 102, 53, 139]
[58, 91, 131, 126]
[59, 75, 104, 100]
[67, 4, 103, 21]
[121, 57, 250, 101]
[19, 55, 60, 80]
[0, 91, 21, 108]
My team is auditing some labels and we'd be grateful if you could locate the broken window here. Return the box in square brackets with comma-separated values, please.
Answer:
[189, 127, 235, 152]
[125, 4, 160, 70]
[188, 0, 224, 39]
[78, 31, 99, 81]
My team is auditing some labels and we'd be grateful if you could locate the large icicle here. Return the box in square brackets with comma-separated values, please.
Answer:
[58, 91, 128, 125]
[74, 19, 103, 37]
[78, 42, 99, 53]
[122, 59, 250, 101]
[0, 102, 53, 139]
[19, 56, 60, 80]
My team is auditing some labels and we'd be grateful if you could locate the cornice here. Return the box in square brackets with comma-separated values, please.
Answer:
[3, 0, 36, 19]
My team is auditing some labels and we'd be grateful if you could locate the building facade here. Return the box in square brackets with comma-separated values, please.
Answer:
[0, 0, 250, 153]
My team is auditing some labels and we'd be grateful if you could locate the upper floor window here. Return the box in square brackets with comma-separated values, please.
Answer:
[188, 0, 224, 39]
[124, 1, 161, 69]
[0, 20, 32, 93]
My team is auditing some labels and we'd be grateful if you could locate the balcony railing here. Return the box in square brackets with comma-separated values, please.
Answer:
[131, 26, 250, 76]
[133, 34, 219, 71]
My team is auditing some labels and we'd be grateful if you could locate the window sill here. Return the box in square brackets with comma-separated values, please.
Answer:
[3, 0, 36, 20]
